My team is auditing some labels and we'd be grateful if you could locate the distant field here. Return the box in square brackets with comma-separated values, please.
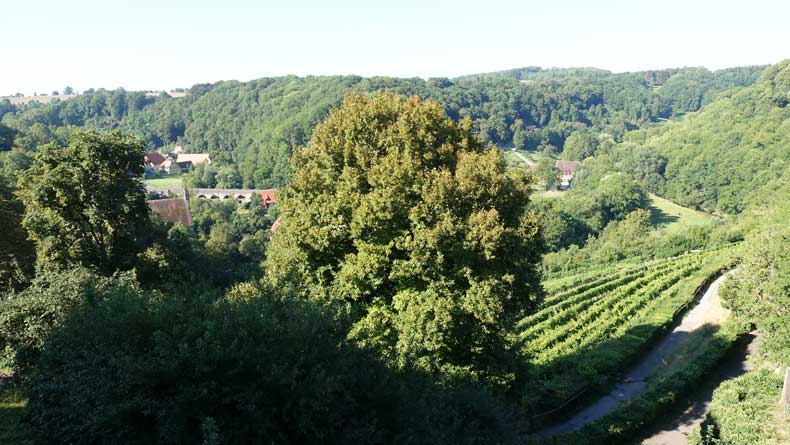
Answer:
[2, 94, 77, 105]
[503, 148, 556, 169]
[648, 194, 713, 233]
[144, 176, 185, 188]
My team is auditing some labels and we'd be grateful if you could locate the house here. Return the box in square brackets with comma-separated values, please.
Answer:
[160, 159, 182, 175]
[144, 152, 167, 173]
[176, 153, 212, 167]
[555, 160, 580, 189]
[144, 152, 185, 174]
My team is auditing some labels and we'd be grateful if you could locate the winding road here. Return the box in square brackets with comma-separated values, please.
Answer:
[532, 272, 734, 439]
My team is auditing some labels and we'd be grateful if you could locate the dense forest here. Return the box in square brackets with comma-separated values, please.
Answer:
[0, 60, 788, 444]
[0, 65, 764, 188]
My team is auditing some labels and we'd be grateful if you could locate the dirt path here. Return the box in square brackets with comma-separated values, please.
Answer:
[532, 273, 732, 438]
[639, 331, 758, 445]
[512, 150, 537, 167]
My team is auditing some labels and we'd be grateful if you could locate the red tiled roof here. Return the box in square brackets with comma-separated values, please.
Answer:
[144, 152, 166, 165]
[258, 189, 277, 205]
[148, 198, 193, 227]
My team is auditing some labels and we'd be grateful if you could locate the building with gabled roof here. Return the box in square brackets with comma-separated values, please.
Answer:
[148, 197, 193, 227]
[555, 160, 581, 189]
[176, 153, 212, 166]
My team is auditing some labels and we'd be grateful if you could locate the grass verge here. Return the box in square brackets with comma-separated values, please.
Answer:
[0, 381, 31, 444]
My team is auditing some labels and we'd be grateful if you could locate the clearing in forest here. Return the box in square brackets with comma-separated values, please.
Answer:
[144, 175, 186, 189]
[648, 194, 713, 234]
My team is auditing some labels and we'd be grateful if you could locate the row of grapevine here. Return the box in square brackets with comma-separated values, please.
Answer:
[522, 251, 721, 365]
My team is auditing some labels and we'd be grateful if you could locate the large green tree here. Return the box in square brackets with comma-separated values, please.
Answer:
[19, 130, 152, 274]
[535, 158, 559, 190]
[267, 93, 543, 385]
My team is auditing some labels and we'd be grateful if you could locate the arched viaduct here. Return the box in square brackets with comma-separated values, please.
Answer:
[146, 187, 276, 205]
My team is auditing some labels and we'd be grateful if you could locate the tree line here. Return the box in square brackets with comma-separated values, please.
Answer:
[0, 65, 764, 188]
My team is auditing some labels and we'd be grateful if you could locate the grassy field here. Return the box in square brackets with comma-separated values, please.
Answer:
[503, 150, 534, 168]
[648, 194, 713, 234]
[144, 175, 185, 188]
[503, 148, 558, 169]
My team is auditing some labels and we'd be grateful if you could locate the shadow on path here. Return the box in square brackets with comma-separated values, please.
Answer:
[530, 273, 732, 438]
[638, 331, 759, 445]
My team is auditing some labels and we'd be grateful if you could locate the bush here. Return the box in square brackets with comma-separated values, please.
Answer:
[0, 268, 132, 381]
[25, 282, 522, 444]
[691, 369, 783, 445]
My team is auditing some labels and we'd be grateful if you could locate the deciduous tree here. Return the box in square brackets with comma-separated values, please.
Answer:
[19, 130, 151, 274]
[267, 93, 543, 385]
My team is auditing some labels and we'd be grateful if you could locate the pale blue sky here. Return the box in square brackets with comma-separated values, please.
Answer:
[1, 0, 788, 96]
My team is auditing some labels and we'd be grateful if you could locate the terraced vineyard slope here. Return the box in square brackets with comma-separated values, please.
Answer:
[518, 246, 737, 431]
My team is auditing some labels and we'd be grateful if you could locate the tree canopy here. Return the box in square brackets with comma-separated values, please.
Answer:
[0, 65, 765, 188]
[267, 93, 542, 384]
[18, 130, 152, 274]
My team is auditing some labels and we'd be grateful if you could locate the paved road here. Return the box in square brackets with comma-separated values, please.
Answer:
[639, 331, 758, 445]
[532, 273, 732, 438]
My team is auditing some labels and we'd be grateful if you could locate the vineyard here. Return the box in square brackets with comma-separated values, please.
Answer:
[518, 246, 737, 427]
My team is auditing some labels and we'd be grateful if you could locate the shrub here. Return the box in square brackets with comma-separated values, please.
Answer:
[25, 282, 521, 444]
[0, 268, 132, 380]
[691, 369, 783, 445]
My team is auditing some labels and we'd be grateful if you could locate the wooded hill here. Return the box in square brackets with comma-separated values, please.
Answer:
[0, 65, 764, 189]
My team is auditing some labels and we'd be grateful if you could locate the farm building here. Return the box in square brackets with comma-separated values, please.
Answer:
[555, 160, 580, 189]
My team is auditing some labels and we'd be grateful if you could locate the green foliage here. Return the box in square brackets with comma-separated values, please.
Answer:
[719, 181, 790, 364]
[0, 268, 133, 380]
[189, 193, 275, 280]
[593, 173, 647, 222]
[529, 174, 648, 253]
[561, 130, 599, 161]
[0, 148, 33, 183]
[0, 179, 34, 291]
[0, 123, 15, 151]
[18, 130, 152, 274]
[0, 383, 31, 445]
[24, 279, 522, 444]
[622, 60, 790, 213]
[691, 370, 784, 445]
[535, 158, 559, 190]
[0, 65, 764, 188]
[540, 210, 733, 276]
[267, 93, 542, 385]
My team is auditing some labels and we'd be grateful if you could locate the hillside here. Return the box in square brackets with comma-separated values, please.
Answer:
[1, 61, 788, 444]
[620, 60, 790, 213]
[647, 194, 713, 234]
[0, 65, 764, 188]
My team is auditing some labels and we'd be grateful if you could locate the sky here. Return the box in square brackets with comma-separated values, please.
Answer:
[1, 0, 788, 96]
